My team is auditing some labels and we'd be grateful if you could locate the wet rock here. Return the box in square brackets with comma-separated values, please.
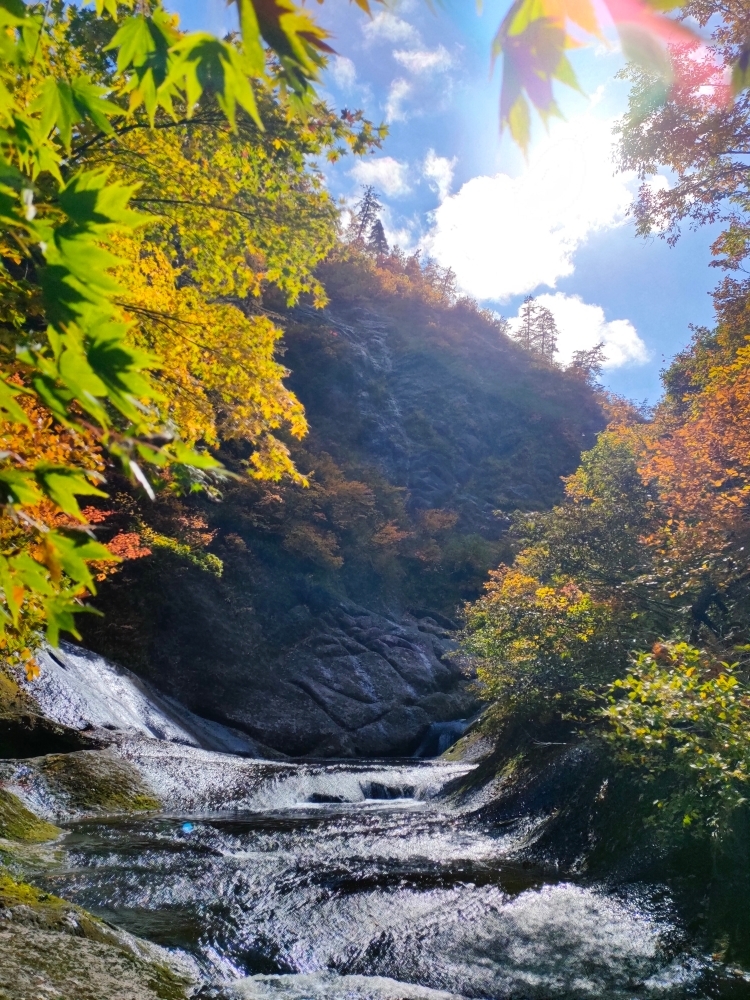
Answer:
[413, 720, 470, 759]
[56, 603, 477, 759]
[0, 869, 195, 1000]
[0, 711, 100, 760]
[2, 741, 475, 820]
[0, 747, 160, 822]
[207, 604, 478, 757]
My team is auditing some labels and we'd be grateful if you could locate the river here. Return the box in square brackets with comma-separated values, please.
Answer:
[25, 755, 750, 1000]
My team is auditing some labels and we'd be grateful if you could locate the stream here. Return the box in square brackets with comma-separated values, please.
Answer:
[27, 755, 750, 1000]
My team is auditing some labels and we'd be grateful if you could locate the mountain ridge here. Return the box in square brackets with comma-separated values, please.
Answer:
[74, 254, 606, 757]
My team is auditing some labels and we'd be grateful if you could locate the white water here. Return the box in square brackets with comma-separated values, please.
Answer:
[28, 643, 263, 754]
[10, 646, 746, 998]
[234, 973, 464, 998]
[28, 747, 732, 1000]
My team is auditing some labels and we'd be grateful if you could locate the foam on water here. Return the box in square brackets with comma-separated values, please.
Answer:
[242, 761, 475, 810]
[108, 740, 476, 815]
[232, 973, 464, 999]
[8, 646, 745, 997]
[33, 772, 714, 1000]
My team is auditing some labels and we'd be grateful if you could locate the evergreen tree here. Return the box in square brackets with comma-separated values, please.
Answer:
[517, 296, 536, 351]
[570, 343, 606, 386]
[351, 186, 383, 243]
[536, 307, 559, 360]
[514, 297, 559, 361]
[367, 219, 389, 256]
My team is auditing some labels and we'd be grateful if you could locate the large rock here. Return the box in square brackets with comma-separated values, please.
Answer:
[0, 868, 195, 1000]
[23, 606, 477, 759]
[221, 603, 476, 757]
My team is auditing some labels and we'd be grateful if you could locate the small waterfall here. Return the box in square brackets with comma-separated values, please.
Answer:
[5, 648, 742, 1000]
[413, 720, 468, 758]
[34, 779, 716, 1000]
[25, 642, 264, 755]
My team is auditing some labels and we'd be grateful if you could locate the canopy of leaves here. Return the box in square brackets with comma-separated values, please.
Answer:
[462, 290, 750, 839]
[616, 0, 750, 265]
[605, 641, 750, 832]
[0, 0, 382, 657]
[462, 425, 657, 720]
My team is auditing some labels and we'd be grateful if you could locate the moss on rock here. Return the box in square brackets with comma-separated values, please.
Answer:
[0, 789, 60, 843]
[0, 868, 194, 999]
[0, 748, 162, 820]
[39, 749, 161, 813]
[0, 671, 22, 715]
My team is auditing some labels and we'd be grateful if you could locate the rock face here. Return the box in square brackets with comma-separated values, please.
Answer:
[283, 301, 593, 532]
[25, 621, 475, 759]
[209, 603, 476, 757]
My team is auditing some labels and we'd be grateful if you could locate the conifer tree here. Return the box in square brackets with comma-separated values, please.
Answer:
[514, 297, 559, 361]
[517, 296, 536, 351]
[536, 307, 559, 360]
[570, 343, 606, 386]
[352, 186, 383, 243]
[367, 219, 389, 256]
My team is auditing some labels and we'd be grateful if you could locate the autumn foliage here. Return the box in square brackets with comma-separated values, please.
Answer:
[463, 275, 750, 839]
[0, 0, 384, 658]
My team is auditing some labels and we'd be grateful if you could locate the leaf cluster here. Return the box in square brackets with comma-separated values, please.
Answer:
[0, 0, 381, 653]
[605, 641, 750, 833]
[462, 292, 750, 837]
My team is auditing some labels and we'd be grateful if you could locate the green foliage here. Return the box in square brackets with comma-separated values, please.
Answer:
[516, 429, 657, 591]
[138, 524, 223, 577]
[463, 565, 620, 719]
[0, 0, 382, 654]
[512, 296, 558, 361]
[605, 642, 750, 834]
[461, 367, 750, 842]
[461, 427, 667, 723]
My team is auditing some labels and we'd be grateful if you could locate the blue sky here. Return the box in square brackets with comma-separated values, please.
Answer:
[173, 0, 720, 403]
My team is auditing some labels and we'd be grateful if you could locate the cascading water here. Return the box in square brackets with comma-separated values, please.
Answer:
[27, 749, 750, 1000]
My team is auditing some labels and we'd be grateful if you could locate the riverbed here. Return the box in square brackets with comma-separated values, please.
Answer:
[27, 756, 750, 999]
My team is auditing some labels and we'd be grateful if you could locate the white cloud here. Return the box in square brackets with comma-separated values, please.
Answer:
[422, 115, 635, 301]
[509, 293, 649, 369]
[645, 174, 670, 194]
[385, 223, 416, 249]
[424, 150, 456, 202]
[393, 44, 452, 74]
[350, 156, 411, 198]
[363, 11, 419, 44]
[329, 55, 357, 91]
[385, 78, 412, 122]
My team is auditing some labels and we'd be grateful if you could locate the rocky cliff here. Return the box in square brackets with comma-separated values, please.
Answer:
[72, 254, 604, 757]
